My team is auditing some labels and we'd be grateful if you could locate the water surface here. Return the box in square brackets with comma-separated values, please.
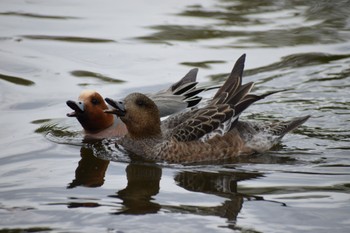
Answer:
[1, 0, 350, 232]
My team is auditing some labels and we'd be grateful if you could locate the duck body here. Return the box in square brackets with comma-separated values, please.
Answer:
[117, 118, 309, 164]
[118, 129, 250, 164]
[105, 54, 310, 164]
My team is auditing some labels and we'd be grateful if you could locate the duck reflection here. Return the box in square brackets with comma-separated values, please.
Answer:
[110, 163, 162, 215]
[65, 144, 267, 225]
[173, 170, 263, 223]
[67, 146, 109, 188]
[112, 162, 264, 226]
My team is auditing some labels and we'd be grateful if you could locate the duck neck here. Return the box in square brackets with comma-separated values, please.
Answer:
[128, 126, 162, 140]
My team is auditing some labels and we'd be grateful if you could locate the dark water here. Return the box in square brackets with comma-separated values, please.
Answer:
[1, 0, 350, 232]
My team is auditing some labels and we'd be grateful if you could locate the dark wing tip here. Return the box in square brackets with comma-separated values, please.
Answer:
[214, 53, 246, 99]
[171, 68, 199, 91]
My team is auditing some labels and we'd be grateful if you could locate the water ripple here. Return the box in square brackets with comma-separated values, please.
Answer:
[0, 73, 35, 86]
[70, 70, 125, 85]
[0, 11, 79, 20]
[137, 1, 350, 47]
[21, 35, 115, 43]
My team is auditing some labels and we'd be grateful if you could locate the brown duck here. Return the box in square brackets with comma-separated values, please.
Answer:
[105, 54, 310, 164]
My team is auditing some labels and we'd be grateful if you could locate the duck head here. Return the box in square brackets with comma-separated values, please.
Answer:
[66, 90, 114, 133]
[105, 93, 161, 139]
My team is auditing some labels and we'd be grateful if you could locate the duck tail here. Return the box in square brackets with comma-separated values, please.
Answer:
[169, 68, 205, 107]
[213, 54, 245, 99]
[234, 90, 286, 116]
[270, 115, 311, 138]
[170, 68, 198, 91]
[184, 95, 203, 108]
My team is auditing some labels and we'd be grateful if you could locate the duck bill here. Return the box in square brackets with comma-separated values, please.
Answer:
[66, 100, 84, 117]
[104, 98, 126, 117]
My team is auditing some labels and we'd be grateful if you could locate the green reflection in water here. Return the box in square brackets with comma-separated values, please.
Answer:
[209, 53, 350, 81]
[70, 70, 125, 84]
[137, 0, 350, 47]
[137, 25, 236, 42]
[22, 35, 114, 43]
[181, 60, 226, 69]
[0, 11, 79, 20]
[31, 119, 51, 124]
[247, 53, 350, 75]
[302, 127, 350, 142]
[0, 227, 52, 233]
[33, 119, 79, 138]
[0, 73, 35, 86]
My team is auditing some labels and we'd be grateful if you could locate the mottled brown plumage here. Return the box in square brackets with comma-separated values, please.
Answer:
[105, 54, 310, 164]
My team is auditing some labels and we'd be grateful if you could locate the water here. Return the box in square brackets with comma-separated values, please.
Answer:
[1, 0, 350, 232]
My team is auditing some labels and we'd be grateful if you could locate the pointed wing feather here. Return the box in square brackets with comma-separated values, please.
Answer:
[172, 81, 198, 95]
[226, 82, 254, 107]
[210, 92, 228, 105]
[169, 104, 234, 142]
[213, 54, 245, 99]
[148, 68, 203, 115]
[170, 68, 198, 91]
[235, 90, 287, 116]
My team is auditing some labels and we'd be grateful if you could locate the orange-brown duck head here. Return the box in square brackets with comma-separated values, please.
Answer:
[66, 90, 114, 133]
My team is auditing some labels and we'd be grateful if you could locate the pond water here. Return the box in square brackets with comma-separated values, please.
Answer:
[1, 0, 350, 232]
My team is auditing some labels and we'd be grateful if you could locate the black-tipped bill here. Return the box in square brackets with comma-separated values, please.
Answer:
[104, 98, 126, 117]
[66, 100, 84, 117]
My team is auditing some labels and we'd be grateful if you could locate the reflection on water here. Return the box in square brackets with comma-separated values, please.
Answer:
[70, 70, 125, 85]
[139, 0, 350, 47]
[1, 0, 350, 232]
[173, 170, 265, 227]
[32, 118, 83, 144]
[0, 73, 35, 86]
[68, 147, 110, 188]
[111, 163, 162, 215]
[245, 53, 350, 77]
[70, 150, 267, 228]
[50, 141, 290, 229]
[0, 11, 79, 20]
[21, 35, 115, 43]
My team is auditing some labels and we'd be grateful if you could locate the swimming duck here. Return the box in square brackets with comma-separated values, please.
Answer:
[66, 68, 205, 139]
[105, 54, 310, 164]
[66, 90, 125, 138]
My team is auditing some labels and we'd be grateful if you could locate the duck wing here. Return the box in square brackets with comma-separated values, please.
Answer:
[167, 104, 234, 142]
[148, 68, 205, 117]
[163, 54, 247, 141]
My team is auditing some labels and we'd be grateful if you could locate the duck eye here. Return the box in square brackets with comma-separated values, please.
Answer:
[136, 99, 146, 107]
[91, 98, 99, 105]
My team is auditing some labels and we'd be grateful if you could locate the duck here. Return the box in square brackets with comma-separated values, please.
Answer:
[104, 54, 310, 164]
[66, 68, 207, 139]
[66, 90, 125, 139]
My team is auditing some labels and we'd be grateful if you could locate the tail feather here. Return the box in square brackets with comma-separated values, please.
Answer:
[235, 90, 287, 116]
[210, 92, 229, 106]
[182, 87, 206, 98]
[227, 82, 254, 107]
[185, 96, 202, 108]
[234, 96, 261, 117]
[270, 115, 311, 138]
[173, 81, 198, 95]
[214, 54, 245, 99]
[258, 89, 289, 99]
[171, 68, 198, 91]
